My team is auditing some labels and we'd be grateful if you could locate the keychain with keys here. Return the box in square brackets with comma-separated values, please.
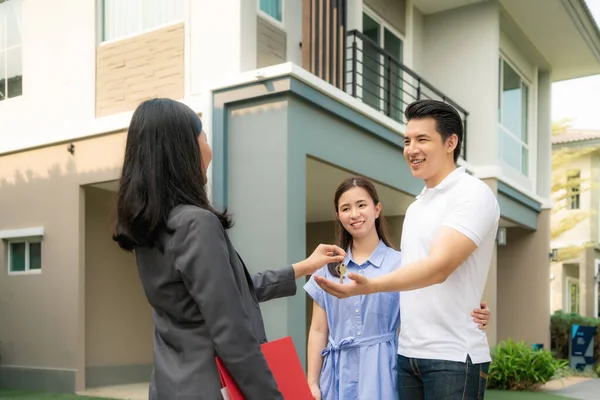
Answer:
[336, 263, 347, 284]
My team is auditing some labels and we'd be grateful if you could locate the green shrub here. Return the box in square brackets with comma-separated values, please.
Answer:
[488, 339, 568, 391]
[550, 310, 600, 370]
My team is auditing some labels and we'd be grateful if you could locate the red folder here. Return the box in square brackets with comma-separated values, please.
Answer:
[215, 336, 313, 399]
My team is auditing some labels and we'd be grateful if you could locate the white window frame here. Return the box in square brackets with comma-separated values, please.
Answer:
[498, 55, 532, 177]
[566, 170, 581, 210]
[1, 227, 43, 276]
[98, 0, 187, 44]
[565, 276, 580, 314]
[361, 6, 405, 117]
[6, 238, 42, 276]
[594, 259, 599, 318]
[0, 0, 23, 102]
[362, 7, 405, 55]
[257, 0, 285, 30]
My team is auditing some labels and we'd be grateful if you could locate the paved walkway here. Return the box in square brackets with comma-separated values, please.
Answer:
[547, 379, 600, 399]
[77, 383, 149, 400]
[541, 377, 600, 399]
[78, 378, 600, 400]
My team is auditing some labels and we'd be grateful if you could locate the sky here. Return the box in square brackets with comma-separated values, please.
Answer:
[551, 0, 600, 129]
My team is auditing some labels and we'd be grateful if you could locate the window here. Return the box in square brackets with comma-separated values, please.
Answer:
[498, 58, 529, 175]
[565, 277, 580, 314]
[259, 0, 283, 24]
[101, 0, 186, 42]
[362, 11, 403, 121]
[0, 0, 23, 101]
[566, 170, 580, 210]
[8, 239, 41, 274]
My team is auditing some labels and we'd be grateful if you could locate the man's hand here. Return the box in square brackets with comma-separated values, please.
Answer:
[471, 301, 491, 330]
[293, 244, 346, 279]
[313, 272, 372, 298]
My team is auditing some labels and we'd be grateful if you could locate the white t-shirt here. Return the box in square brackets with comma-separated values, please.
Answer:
[397, 167, 500, 364]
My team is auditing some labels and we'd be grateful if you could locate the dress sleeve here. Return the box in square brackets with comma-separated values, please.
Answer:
[303, 266, 328, 310]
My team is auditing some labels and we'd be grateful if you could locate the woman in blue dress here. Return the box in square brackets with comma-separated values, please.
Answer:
[304, 176, 490, 400]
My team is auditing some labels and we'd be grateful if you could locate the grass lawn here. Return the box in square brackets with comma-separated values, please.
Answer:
[0, 391, 110, 400]
[0, 389, 578, 400]
[487, 390, 576, 400]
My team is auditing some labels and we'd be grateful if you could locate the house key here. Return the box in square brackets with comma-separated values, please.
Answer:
[336, 263, 347, 284]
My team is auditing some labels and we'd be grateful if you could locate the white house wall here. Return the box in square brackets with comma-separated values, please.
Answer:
[404, 1, 424, 72]
[0, 0, 96, 153]
[190, 0, 254, 94]
[420, 2, 501, 169]
[552, 154, 593, 246]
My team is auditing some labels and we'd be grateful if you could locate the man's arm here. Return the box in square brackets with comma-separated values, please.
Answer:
[369, 226, 477, 292]
[315, 182, 499, 297]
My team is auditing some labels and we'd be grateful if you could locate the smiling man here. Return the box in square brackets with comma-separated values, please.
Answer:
[315, 99, 500, 399]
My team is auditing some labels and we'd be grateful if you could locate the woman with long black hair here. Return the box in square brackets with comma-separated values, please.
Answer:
[113, 98, 345, 400]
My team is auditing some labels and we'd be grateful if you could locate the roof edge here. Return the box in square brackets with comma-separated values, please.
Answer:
[562, 0, 600, 65]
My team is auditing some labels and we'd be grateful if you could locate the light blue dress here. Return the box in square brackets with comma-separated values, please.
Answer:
[304, 240, 401, 400]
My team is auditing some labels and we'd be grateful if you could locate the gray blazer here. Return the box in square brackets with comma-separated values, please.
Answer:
[134, 205, 297, 400]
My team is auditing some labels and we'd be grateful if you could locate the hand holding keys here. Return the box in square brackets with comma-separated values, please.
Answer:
[335, 263, 347, 284]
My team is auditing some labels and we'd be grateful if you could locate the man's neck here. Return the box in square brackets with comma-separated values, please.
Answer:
[424, 163, 457, 189]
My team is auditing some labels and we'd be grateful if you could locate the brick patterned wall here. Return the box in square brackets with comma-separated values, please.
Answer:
[95, 23, 185, 118]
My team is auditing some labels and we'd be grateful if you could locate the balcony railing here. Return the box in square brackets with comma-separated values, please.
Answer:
[345, 30, 469, 160]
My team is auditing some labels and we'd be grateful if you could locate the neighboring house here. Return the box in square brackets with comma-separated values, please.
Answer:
[551, 129, 600, 319]
[1, 0, 599, 394]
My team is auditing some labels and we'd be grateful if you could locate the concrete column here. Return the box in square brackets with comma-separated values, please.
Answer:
[497, 210, 551, 349]
[226, 98, 311, 365]
[550, 261, 564, 313]
[537, 71, 552, 199]
[347, 0, 364, 31]
[76, 187, 86, 392]
[583, 247, 600, 318]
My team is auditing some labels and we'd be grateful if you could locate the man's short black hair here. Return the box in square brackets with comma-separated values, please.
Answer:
[404, 99, 463, 163]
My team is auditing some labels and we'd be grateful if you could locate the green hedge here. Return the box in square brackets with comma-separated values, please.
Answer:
[550, 310, 600, 367]
[488, 339, 567, 390]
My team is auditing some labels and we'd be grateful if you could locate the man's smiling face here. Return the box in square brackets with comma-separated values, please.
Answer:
[404, 117, 456, 185]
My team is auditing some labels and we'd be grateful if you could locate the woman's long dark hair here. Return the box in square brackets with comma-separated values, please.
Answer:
[113, 98, 231, 251]
[328, 176, 395, 277]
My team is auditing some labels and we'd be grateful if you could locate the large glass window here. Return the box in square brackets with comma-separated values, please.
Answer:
[102, 0, 186, 42]
[362, 11, 403, 121]
[498, 58, 529, 175]
[0, 0, 22, 101]
[259, 0, 283, 24]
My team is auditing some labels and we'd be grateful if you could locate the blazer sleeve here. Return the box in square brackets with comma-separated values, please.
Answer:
[172, 209, 283, 400]
[251, 267, 297, 302]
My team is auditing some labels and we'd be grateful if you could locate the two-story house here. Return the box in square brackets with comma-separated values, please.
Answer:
[1, 0, 600, 394]
[550, 129, 600, 319]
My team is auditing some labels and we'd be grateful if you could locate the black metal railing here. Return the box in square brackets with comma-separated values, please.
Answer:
[345, 30, 468, 160]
